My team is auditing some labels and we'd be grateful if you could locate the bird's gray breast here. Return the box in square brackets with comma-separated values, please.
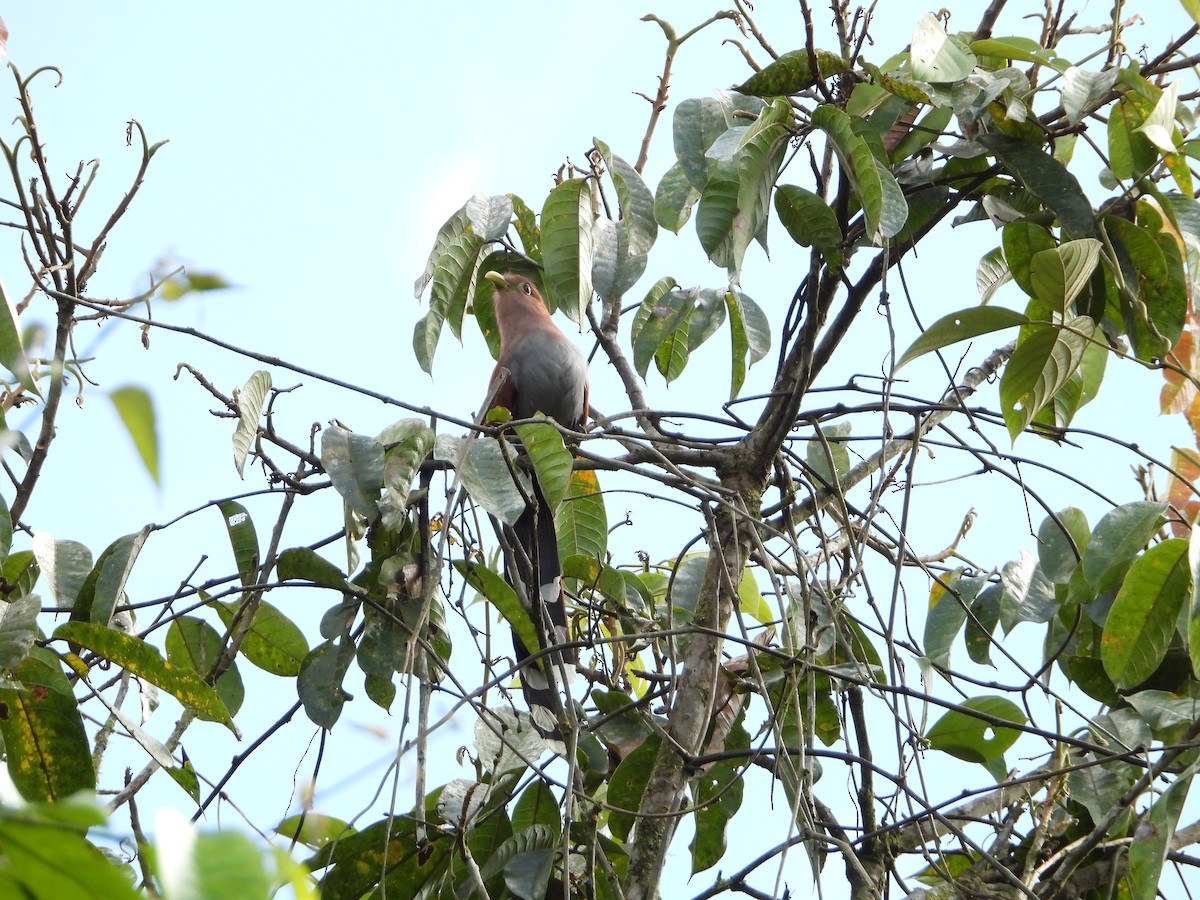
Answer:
[506, 332, 587, 427]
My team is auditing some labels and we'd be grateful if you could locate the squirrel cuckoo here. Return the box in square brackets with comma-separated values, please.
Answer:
[483, 270, 588, 744]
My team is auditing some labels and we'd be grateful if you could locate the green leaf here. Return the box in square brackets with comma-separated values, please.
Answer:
[673, 97, 743, 191]
[1106, 214, 1187, 359]
[690, 754, 745, 874]
[415, 204, 470, 298]
[321, 425, 384, 520]
[512, 779, 561, 838]
[0, 492, 10, 563]
[166, 616, 245, 716]
[607, 732, 662, 840]
[1102, 538, 1189, 690]
[725, 288, 770, 400]
[654, 161, 701, 233]
[965, 584, 1002, 666]
[377, 419, 436, 530]
[925, 572, 985, 668]
[970, 36, 1061, 67]
[504, 847, 555, 899]
[276, 813, 356, 850]
[1109, 93, 1158, 182]
[457, 560, 538, 660]
[0, 279, 38, 397]
[975, 246, 1010, 304]
[729, 98, 792, 274]
[1038, 508, 1090, 584]
[1082, 501, 1167, 593]
[1128, 772, 1191, 900]
[108, 386, 159, 484]
[297, 637, 354, 729]
[647, 287, 727, 383]
[594, 138, 657, 258]
[315, 814, 446, 898]
[53, 621, 236, 731]
[0, 594, 39, 669]
[411, 313, 438, 377]
[774, 184, 843, 266]
[898, 306, 1030, 368]
[555, 469, 607, 562]
[1, 552, 37, 607]
[1029, 239, 1102, 313]
[435, 434, 529, 526]
[278, 547, 351, 592]
[0, 805, 138, 898]
[805, 421, 851, 488]
[217, 501, 259, 588]
[30, 532, 91, 610]
[1106, 214, 1168, 289]
[0, 647, 94, 801]
[563, 556, 627, 609]
[1068, 752, 1135, 828]
[210, 597, 308, 677]
[155, 813, 272, 900]
[812, 104, 907, 242]
[998, 551, 1058, 632]
[925, 696, 1025, 764]
[735, 48, 851, 96]
[1183, 0, 1200, 26]
[158, 268, 232, 301]
[910, 13, 977, 83]
[889, 104, 954, 162]
[695, 170, 740, 269]
[1126, 690, 1200, 739]
[1135, 80, 1181, 155]
[630, 278, 685, 379]
[70, 528, 150, 626]
[1189, 522, 1200, 680]
[430, 228, 485, 344]
[508, 193, 542, 262]
[232, 370, 271, 478]
[540, 178, 594, 323]
[513, 419, 572, 513]
[1002, 221, 1056, 297]
[980, 134, 1095, 239]
[999, 316, 1095, 441]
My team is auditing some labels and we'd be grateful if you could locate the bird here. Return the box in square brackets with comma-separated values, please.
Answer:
[482, 269, 588, 745]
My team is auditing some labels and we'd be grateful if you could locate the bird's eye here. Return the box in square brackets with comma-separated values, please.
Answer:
[521, 282, 533, 295]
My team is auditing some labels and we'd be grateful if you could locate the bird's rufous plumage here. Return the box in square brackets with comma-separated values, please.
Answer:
[483, 270, 587, 744]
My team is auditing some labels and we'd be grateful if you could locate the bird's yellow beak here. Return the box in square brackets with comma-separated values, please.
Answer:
[483, 271, 507, 290]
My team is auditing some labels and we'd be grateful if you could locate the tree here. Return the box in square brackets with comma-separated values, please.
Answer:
[1, 1, 1200, 898]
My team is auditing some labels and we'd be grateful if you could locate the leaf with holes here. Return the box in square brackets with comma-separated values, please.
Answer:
[925, 696, 1025, 764]
[898, 306, 1030, 369]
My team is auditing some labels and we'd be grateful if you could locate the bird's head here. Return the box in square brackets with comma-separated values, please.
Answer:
[484, 270, 551, 325]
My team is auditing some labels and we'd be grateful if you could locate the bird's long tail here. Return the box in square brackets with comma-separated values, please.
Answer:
[507, 478, 576, 747]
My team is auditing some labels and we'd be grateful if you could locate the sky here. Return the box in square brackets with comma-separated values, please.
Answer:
[3, 2, 1199, 897]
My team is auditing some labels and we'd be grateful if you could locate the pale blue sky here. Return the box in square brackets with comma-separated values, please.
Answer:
[4, 3, 1198, 896]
